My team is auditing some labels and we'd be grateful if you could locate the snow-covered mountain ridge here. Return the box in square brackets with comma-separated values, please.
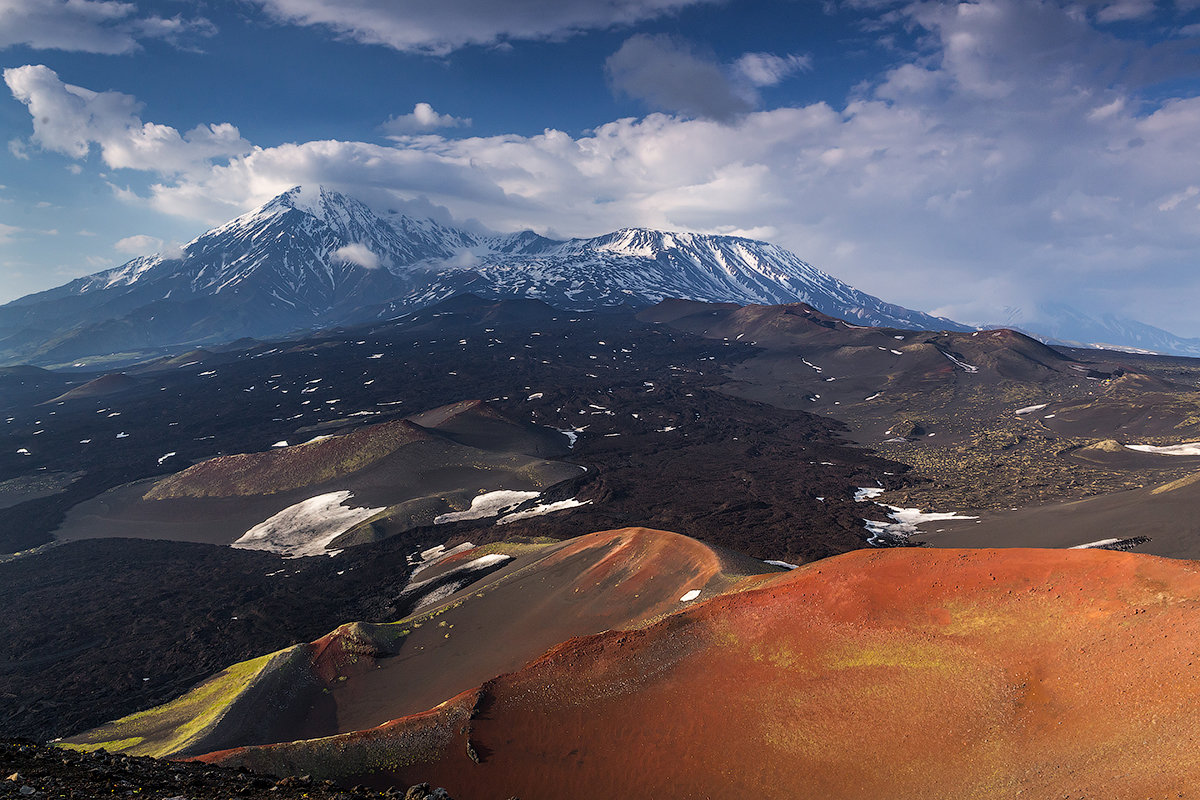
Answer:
[0, 185, 973, 364]
[55, 186, 966, 328]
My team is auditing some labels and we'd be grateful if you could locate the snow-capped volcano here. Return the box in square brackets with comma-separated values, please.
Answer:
[0, 185, 967, 365]
[81, 185, 473, 300]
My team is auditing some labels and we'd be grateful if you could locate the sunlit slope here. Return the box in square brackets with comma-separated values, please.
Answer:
[206, 546, 1200, 799]
[60, 528, 780, 758]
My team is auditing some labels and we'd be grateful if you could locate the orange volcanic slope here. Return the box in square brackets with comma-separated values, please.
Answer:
[205, 546, 1200, 799]
[63, 528, 779, 759]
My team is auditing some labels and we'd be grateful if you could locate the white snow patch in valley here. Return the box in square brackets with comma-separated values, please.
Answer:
[765, 560, 800, 570]
[272, 441, 289, 448]
[679, 589, 701, 602]
[466, 553, 512, 569]
[302, 434, 335, 445]
[233, 491, 384, 558]
[864, 392, 882, 401]
[942, 352, 979, 373]
[854, 487, 884, 501]
[411, 581, 468, 612]
[1069, 538, 1124, 550]
[402, 546, 515, 605]
[16, 448, 30, 455]
[863, 504, 978, 546]
[557, 428, 584, 447]
[526, 392, 544, 400]
[497, 498, 591, 525]
[157, 452, 176, 465]
[409, 541, 476, 577]
[1015, 404, 1048, 415]
[1125, 441, 1200, 456]
[434, 490, 541, 524]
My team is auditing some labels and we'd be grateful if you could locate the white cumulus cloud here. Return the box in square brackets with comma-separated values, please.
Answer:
[0, 222, 22, 243]
[606, 34, 753, 120]
[381, 103, 471, 135]
[3, 65, 251, 173]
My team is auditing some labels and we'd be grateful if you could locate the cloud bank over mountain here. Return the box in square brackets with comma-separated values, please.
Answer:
[3, 0, 1200, 335]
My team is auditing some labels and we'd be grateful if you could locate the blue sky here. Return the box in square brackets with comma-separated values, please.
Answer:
[2, 0, 1200, 336]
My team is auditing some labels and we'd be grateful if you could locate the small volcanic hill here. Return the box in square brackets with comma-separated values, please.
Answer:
[642, 300, 1076, 410]
[192, 545, 1200, 799]
[61, 527, 780, 758]
[408, 399, 569, 458]
[55, 413, 582, 554]
[44, 372, 140, 404]
[144, 419, 436, 499]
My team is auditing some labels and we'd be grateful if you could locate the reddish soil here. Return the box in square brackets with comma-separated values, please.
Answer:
[78, 528, 779, 756]
[207, 546, 1200, 799]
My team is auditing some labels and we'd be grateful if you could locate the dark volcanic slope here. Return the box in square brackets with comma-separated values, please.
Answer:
[0, 536, 428, 743]
[645, 300, 1200, 518]
[1, 296, 900, 559]
[916, 471, 1200, 557]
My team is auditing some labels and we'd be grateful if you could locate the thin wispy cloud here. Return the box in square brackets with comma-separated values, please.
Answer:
[0, 0, 214, 54]
[250, 0, 720, 55]
[113, 233, 162, 254]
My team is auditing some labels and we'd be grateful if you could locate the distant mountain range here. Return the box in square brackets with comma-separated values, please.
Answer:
[0, 185, 1195, 365]
[992, 302, 1200, 358]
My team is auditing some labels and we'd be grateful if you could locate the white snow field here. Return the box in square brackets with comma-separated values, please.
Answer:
[233, 491, 385, 558]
